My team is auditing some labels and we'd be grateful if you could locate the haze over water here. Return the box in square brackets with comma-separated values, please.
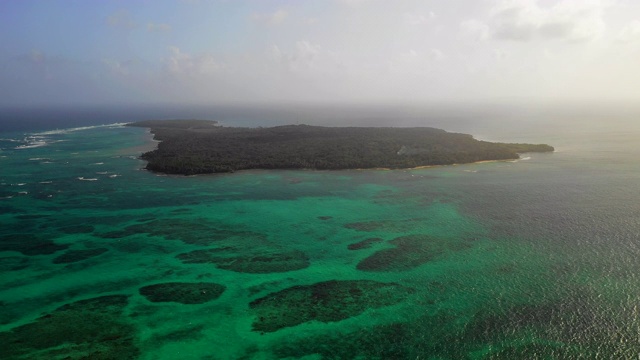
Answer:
[1, 105, 640, 359]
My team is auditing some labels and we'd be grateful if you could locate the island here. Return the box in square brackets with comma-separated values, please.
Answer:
[127, 120, 554, 175]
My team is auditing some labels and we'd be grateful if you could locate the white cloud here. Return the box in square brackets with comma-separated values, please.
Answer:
[460, 20, 490, 41]
[106, 10, 136, 30]
[403, 11, 435, 26]
[493, 22, 536, 41]
[251, 9, 288, 26]
[493, 48, 509, 60]
[388, 48, 445, 75]
[428, 48, 445, 61]
[28, 50, 46, 64]
[271, 41, 322, 73]
[103, 59, 130, 76]
[618, 20, 640, 42]
[165, 47, 223, 77]
[487, 0, 609, 42]
[335, 0, 373, 7]
[305, 17, 319, 25]
[147, 22, 172, 33]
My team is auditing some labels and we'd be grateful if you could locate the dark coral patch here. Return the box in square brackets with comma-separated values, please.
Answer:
[344, 221, 386, 231]
[0, 205, 19, 214]
[0, 234, 69, 256]
[347, 237, 383, 250]
[249, 280, 415, 332]
[52, 248, 109, 264]
[269, 312, 474, 360]
[317, 216, 333, 221]
[139, 282, 226, 304]
[170, 208, 191, 214]
[0, 295, 139, 360]
[151, 324, 206, 343]
[58, 224, 95, 234]
[0, 256, 30, 271]
[356, 234, 471, 272]
[344, 218, 422, 233]
[177, 248, 309, 274]
[95, 230, 134, 239]
[15, 214, 50, 220]
[97, 218, 265, 246]
[273, 322, 416, 359]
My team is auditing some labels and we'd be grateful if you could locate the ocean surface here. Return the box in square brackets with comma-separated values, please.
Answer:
[1, 106, 640, 359]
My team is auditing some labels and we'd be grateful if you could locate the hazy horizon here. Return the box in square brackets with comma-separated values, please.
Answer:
[2, 0, 640, 108]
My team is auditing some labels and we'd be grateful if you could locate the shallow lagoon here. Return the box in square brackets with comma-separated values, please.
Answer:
[2, 117, 640, 359]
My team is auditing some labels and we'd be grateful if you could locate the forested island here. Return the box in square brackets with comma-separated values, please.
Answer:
[127, 120, 554, 175]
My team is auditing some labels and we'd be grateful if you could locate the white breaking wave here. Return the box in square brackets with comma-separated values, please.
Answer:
[34, 122, 128, 136]
[14, 123, 128, 150]
[109, 174, 121, 178]
[15, 139, 48, 149]
[77, 177, 99, 181]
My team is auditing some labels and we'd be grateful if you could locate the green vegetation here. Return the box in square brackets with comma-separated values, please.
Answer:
[127, 120, 554, 175]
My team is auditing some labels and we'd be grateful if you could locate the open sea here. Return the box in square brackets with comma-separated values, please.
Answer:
[1, 105, 640, 359]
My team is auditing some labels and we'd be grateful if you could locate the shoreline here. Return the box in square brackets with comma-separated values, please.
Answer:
[142, 157, 520, 178]
[354, 158, 510, 172]
[119, 128, 159, 155]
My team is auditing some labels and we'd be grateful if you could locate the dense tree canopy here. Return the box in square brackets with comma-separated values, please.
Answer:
[127, 120, 554, 175]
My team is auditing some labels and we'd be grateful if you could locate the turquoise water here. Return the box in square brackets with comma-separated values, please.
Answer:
[2, 117, 640, 359]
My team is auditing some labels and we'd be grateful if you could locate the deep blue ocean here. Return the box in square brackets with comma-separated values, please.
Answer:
[1, 104, 640, 359]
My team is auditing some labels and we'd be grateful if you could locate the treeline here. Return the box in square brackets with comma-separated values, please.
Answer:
[131, 119, 219, 130]
[127, 121, 554, 175]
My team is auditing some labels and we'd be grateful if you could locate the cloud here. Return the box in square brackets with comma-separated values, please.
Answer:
[16, 50, 53, 80]
[493, 48, 509, 60]
[251, 9, 288, 26]
[493, 22, 536, 41]
[335, 0, 373, 7]
[305, 17, 319, 25]
[164, 47, 223, 77]
[271, 41, 322, 73]
[102, 59, 139, 77]
[482, 0, 609, 42]
[428, 48, 445, 61]
[388, 48, 445, 75]
[403, 11, 436, 26]
[28, 50, 46, 64]
[460, 19, 490, 41]
[106, 10, 136, 30]
[618, 20, 640, 43]
[147, 22, 172, 33]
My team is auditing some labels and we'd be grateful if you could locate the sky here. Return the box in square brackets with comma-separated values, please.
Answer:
[1, 0, 640, 108]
